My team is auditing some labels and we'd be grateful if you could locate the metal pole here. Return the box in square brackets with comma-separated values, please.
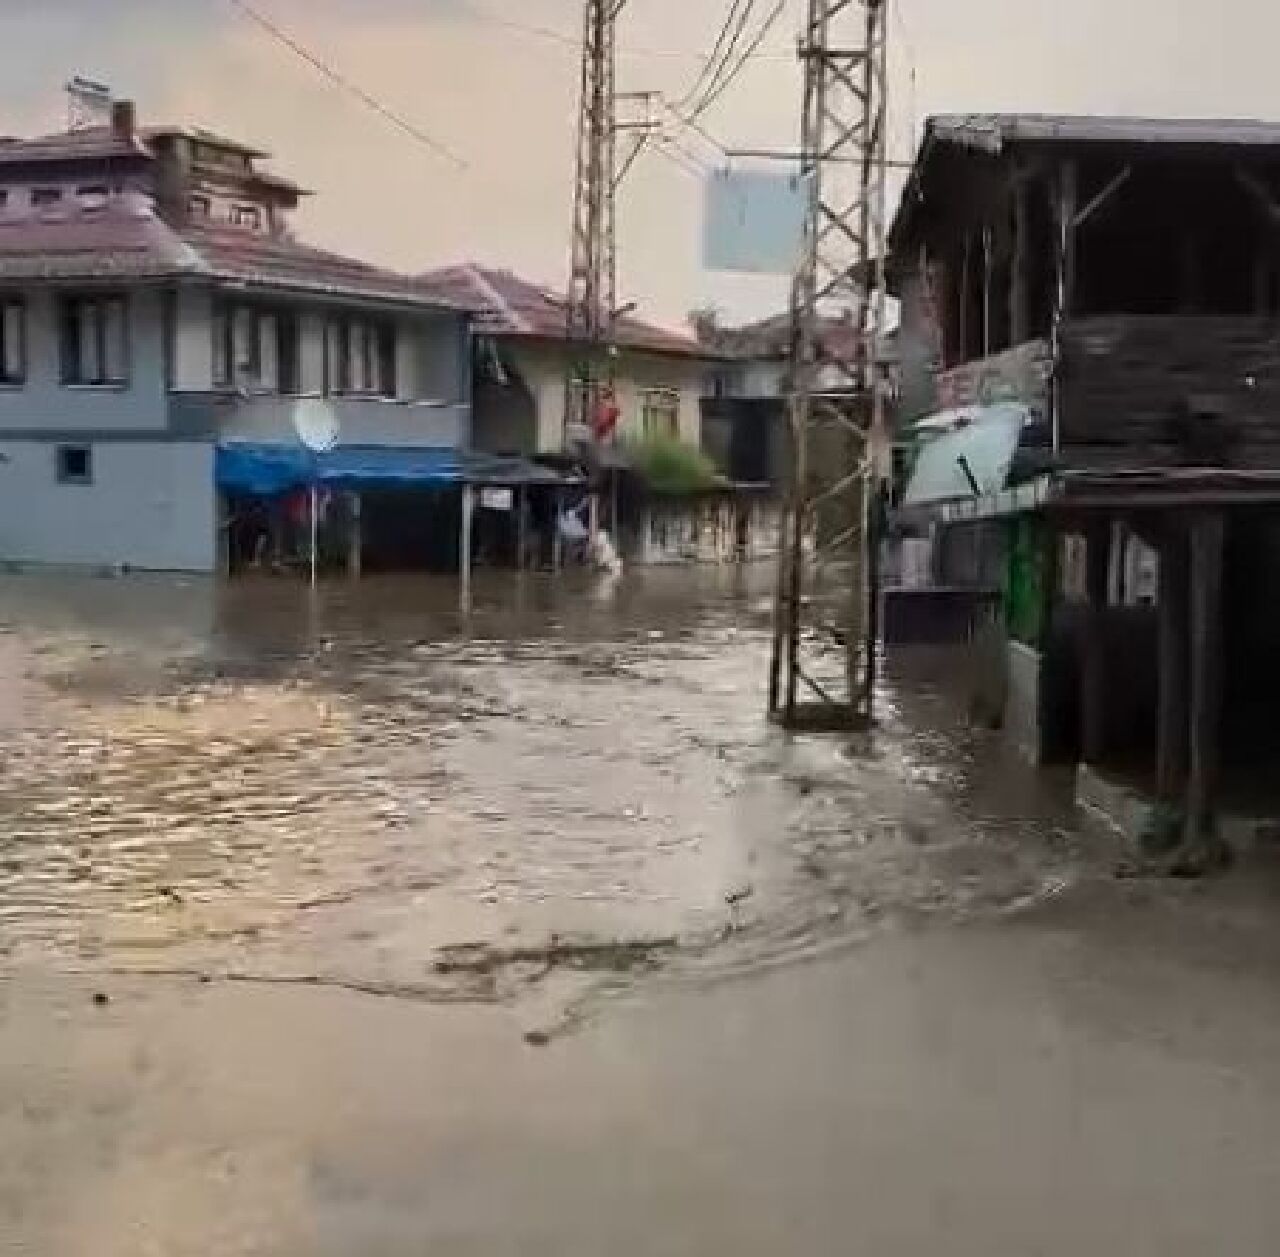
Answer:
[770, 0, 889, 729]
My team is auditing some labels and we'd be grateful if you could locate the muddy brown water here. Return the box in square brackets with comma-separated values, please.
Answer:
[0, 567, 1109, 1019]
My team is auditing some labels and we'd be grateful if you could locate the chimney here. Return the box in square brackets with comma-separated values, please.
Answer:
[110, 99, 136, 142]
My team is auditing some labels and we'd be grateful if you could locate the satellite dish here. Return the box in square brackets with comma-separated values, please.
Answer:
[292, 398, 340, 453]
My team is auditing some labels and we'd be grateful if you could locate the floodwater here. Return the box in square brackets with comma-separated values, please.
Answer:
[0, 565, 1107, 1025]
[11, 568, 1280, 1255]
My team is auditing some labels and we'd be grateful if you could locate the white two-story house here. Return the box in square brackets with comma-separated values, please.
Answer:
[0, 95, 472, 573]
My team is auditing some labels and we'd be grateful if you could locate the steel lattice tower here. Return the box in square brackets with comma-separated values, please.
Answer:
[769, 0, 890, 731]
[564, 0, 619, 447]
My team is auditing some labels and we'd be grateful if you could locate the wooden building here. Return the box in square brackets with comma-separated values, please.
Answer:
[891, 114, 1280, 851]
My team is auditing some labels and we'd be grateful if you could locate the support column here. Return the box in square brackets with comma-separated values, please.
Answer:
[216, 492, 231, 579]
[459, 483, 475, 606]
[515, 484, 527, 572]
[552, 488, 564, 573]
[1081, 520, 1110, 765]
[1156, 529, 1190, 801]
[1187, 512, 1225, 841]
[1009, 177, 1029, 346]
[347, 491, 362, 580]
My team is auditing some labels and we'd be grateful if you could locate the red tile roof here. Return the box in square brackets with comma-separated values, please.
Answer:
[417, 263, 704, 357]
[182, 223, 465, 307]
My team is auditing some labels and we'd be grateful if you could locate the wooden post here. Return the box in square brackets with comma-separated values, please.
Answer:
[459, 483, 475, 606]
[347, 491, 362, 580]
[981, 225, 994, 357]
[958, 233, 972, 361]
[216, 492, 232, 578]
[552, 487, 564, 573]
[1051, 160, 1079, 453]
[515, 483, 527, 572]
[1187, 512, 1225, 840]
[1081, 520, 1110, 765]
[1010, 177, 1029, 346]
[1156, 528, 1190, 801]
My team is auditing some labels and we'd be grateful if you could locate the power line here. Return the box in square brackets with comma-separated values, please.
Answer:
[468, 0, 792, 61]
[225, 0, 468, 169]
[685, 0, 788, 123]
[676, 1, 753, 108]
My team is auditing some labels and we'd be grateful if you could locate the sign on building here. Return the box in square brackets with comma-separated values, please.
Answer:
[703, 168, 810, 276]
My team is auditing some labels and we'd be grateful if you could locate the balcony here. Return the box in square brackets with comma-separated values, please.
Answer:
[169, 390, 468, 449]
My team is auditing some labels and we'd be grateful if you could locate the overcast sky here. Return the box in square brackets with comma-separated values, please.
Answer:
[3, 0, 1279, 327]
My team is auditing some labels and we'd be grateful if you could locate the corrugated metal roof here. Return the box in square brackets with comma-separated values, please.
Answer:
[927, 113, 1280, 155]
[417, 263, 705, 357]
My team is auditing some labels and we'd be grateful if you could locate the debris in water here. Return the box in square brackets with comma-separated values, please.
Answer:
[523, 1029, 551, 1047]
[92, 992, 109, 1007]
[724, 883, 754, 908]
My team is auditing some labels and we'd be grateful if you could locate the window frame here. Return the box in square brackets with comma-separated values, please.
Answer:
[0, 296, 26, 387]
[324, 314, 397, 398]
[212, 298, 297, 394]
[231, 204, 262, 231]
[31, 187, 63, 210]
[640, 387, 681, 440]
[188, 193, 212, 221]
[59, 293, 130, 388]
[54, 444, 93, 486]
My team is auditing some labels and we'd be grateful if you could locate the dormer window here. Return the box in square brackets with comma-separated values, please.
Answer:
[188, 193, 211, 221]
[76, 185, 109, 211]
[231, 204, 262, 231]
[31, 187, 62, 209]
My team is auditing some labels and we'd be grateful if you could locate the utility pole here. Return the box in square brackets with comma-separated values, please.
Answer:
[769, 0, 890, 731]
[564, 0, 621, 450]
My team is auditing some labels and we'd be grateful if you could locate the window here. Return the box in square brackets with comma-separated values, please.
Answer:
[31, 187, 62, 209]
[325, 316, 396, 396]
[60, 295, 128, 386]
[231, 204, 262, 231]
[76, 184, 109, 211]
[212, 300, 294, 392]
[641, 388, 680, 440]
[0, 298, 24, 385]
[55, 445, 92, 485]
[188, 194, 211, 221]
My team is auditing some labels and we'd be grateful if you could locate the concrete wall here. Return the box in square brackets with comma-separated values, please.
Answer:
[0, 439, 216, 571]
[0, 285, 169, 434]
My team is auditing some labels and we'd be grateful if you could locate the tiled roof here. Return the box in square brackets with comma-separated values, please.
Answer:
[180, 224, 464, 307]
[0, 126, 151, 166]
[141, 125, 269, 159]
[703, 309, 899, 364]
[417, 262, 704, 357]
[0, 199, 463, 310]
[926, 113, 1280, 155]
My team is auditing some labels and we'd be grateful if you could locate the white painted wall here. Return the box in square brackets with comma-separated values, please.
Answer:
[506, 341, 708, 453]
[218, 396, 466, 447]
[172, 284, 214, 391]
[0, 439, 216, 571]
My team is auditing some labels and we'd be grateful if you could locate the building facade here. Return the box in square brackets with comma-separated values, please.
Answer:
[891, 113, 1280, 848]
[416, 264, 708, 457]
[0, 97, 471, 573]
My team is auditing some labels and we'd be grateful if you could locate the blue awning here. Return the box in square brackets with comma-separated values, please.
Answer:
[216, 444, 578, 497]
